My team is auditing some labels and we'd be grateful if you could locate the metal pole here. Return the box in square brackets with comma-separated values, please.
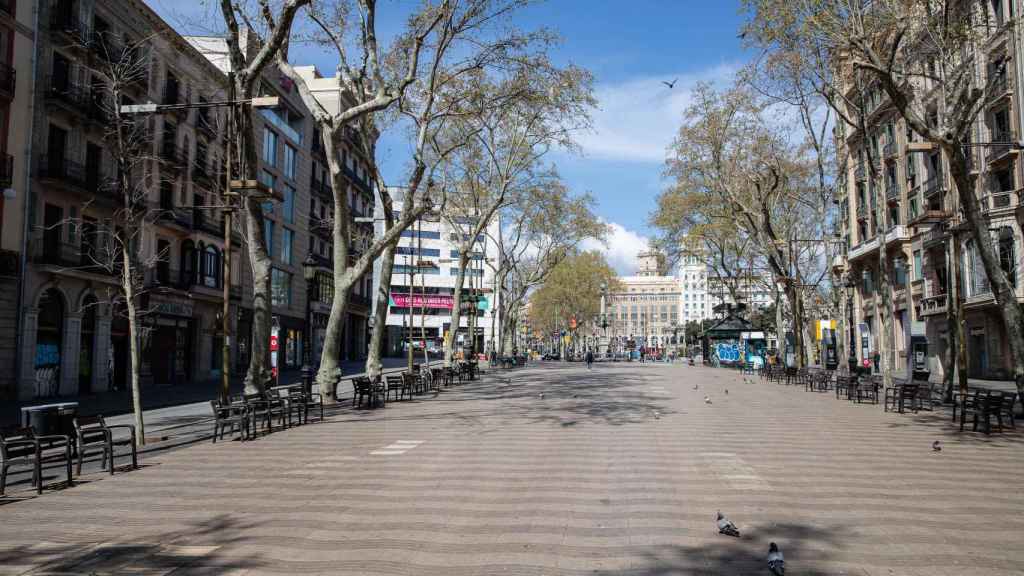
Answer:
[419, 217, 428, 367]
[407, 250, 413, 373]
[303, 274, 313, 394]
[220, 73, 235, 403]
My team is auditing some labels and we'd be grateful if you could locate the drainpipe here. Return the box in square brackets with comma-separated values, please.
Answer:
[13, 0, 42, 399]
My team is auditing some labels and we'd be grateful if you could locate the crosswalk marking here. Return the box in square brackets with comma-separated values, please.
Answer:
[370, 440, 424, 456]
[699, 452, 770, 490]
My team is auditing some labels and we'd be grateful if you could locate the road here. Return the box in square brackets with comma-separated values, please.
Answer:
[1, 361, 1022, 575]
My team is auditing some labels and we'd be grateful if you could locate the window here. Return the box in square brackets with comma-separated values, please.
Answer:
[395, 265, 440, 275]
[450, 268, 483, 277]
[396, 246, 441, 257]
[913, 250, 923, 281]
[400, 229, 441, 239]
[284, 144, 296, 180]
[281, 228, 293, 265]
[282, 185, 294, 223]
[863, 269, 874, 294]
[262, 127, 278, 166]
[271, 268, 291, 306]
[264, 220, 274, 257]
[999, 227, 1016, 287]
[202, 245, 220, 288]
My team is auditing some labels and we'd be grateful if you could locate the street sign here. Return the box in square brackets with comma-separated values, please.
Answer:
[119, 103, 158, 114]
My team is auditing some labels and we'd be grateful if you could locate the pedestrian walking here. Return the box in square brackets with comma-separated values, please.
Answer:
[585, 349, 594, 370]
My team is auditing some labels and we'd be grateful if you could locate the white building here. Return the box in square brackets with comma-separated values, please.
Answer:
[371, 188, 501, 357]
[606, 251, 683, 352]
[677, 253, 713, 323]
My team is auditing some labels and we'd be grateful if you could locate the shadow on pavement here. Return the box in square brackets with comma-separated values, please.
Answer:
[0, 514, 263, 575]
[596, 522, 847, 576]
[881, 407, 1024, 446]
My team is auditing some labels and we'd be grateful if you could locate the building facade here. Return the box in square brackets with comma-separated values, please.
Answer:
[370, 187, 501, 358]
[606, 251, 682, 353]
[5, 0, 371, 401]
[677, 253, 712, 324]
[0, 0, 35, 401]
[834, 0, 1023, 380]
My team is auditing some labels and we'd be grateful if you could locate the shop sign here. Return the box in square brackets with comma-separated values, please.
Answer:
[153, 301, 194, 318]
[390, 293, 454, 309]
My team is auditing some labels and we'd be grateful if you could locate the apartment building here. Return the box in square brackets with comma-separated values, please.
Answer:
[370, 187, 501, 357]
[707, 274, 773, 316]
[835, 0, 1023, 380]
[606, 251, 682, 352]
[15, 0, 238, 399]
[0, 0, 35, 401]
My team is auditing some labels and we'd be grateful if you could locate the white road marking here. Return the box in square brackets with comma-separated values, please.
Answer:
[370, 440, 425, 455]
[698, 452, 770, 490]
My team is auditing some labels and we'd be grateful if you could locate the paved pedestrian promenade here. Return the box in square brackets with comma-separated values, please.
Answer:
[1, 362, 1022, 575]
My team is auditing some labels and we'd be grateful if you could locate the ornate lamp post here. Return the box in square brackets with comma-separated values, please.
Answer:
[845, 273, 858, 374]
[301, 254, 318, 395]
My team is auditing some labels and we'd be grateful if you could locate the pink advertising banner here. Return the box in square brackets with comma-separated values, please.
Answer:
[390, 293, 454, 309]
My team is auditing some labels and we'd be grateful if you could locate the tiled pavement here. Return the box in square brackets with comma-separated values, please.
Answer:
[1, 362, 1023, 575]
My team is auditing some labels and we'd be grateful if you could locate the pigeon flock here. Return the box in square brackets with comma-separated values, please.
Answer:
[717, 512, 787, 574]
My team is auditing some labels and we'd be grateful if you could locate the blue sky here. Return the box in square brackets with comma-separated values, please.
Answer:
[147, 0, 751, 273]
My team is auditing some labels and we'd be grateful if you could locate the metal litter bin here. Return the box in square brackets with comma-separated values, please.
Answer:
[21, 402, 79, 436]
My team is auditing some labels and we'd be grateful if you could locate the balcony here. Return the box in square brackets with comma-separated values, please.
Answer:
[923, 173, 944, 198]
[885, 181, 899, 203]
[883, 140, 898, 159]
[44, 78, 94, 117]
[921, 224, 949, 249]
[989, 130, 1016, 164]
[152, 201, 193, 231]
[159, 142, 186, 173]
[49, 12, 90, 46]
[343, 165, 372, 194]
[848, 236, 880, 261]
[192, 210, 223, 237]
[0, 153, 11, 187]
[920, 293, 948, 316]
[0, 61, 14, 100]
[984, 186, 1017, 212]
[37, 155, 93, 190]
[191, 160, 213, 189]
[196, 115, 217, 140]
[90, 32, 125, 63]
[988, 72, 1012, 103]
[31, 237, 116, 277]
[309, 175, 331, 199]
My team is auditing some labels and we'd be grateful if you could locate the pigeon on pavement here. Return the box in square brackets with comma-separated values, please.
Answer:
[693, 384, 699, 390]
[539, 393, 544, 400]
[704, 396, 712, 404]
[932, 440, 942, 452]
[725, 389, 729, 395]
[717, 511, 740, 537]
[653, 411, 660, 420]
[768, 542, 784, 575]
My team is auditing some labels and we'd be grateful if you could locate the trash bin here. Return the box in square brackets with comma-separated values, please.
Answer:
[21, 402, 79, 436]
[912, 370, 931, 382]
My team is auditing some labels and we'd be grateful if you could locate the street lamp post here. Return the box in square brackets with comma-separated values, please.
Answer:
[301, 254, 317, 395]
[845, 274, 858, 373]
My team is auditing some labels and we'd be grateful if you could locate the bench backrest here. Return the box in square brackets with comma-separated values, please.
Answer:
[73, 415, 107, 432]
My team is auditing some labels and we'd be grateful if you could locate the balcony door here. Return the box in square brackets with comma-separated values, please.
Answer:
[86, 142, 101, 192]
[43, 203, 62, 260]
[47, 124, 67, 175]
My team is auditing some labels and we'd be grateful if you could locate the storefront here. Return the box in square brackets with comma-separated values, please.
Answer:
[144, 297, 194, 387]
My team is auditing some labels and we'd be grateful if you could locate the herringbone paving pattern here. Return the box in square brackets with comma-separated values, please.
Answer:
[1, 363, 1022, 575]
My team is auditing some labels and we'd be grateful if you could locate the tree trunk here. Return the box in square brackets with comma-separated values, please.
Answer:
[873, 180, 893, 387]
[444, 253, 471, 366]
[946, 145, 1024, 399]
[235, 99, 271, 396]
[944, 237, 958, 403]
[122, 256, 144, 447]
[243, 196, 272, 395]
[366, 241, 398, 382]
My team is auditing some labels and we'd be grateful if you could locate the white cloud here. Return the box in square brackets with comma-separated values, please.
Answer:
[581, 221, 649, 276]
[577, 63, 741, 163]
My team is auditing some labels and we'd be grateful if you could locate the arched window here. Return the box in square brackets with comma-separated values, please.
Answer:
[999, 227, 1016, 288]
[202, 245, 220, 288]
[181, 240, 196, 286]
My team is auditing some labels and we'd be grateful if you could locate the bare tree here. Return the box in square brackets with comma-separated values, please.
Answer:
[438, 63, 595, 366]
[47, 33, 168, 445]
[487, 182, 607, 356]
